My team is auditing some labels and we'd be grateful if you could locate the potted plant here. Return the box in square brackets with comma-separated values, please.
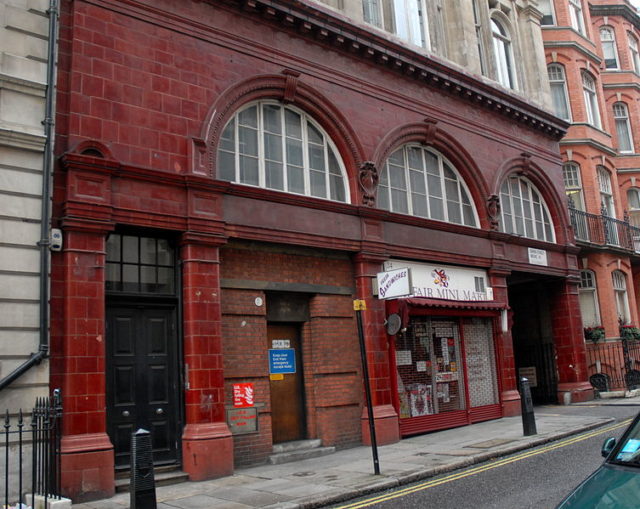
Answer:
[620, 325, 640, 341]
[584, 326, 605, 342]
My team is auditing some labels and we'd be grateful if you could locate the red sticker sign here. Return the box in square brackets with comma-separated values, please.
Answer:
[233, 383, 254, 408]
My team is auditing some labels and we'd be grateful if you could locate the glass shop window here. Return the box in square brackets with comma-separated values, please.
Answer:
[395, 318, 466, 418]
[106, 233, 176, 295]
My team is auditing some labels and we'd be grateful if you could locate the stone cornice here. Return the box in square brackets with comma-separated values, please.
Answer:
[543, 40, 603, 64]
[589, 4, 640, 31]
[205, 0, 568, 140]
[559, 137, 618, 156]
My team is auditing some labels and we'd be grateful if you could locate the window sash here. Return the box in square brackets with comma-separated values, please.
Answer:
[499, 176, 554, 242]
[218, 101, 348, 203]
[378, 146, 478, 227]
[569, 0, 585, 35]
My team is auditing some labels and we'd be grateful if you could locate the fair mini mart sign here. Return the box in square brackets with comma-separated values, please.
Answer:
[380, 260, 492, 301]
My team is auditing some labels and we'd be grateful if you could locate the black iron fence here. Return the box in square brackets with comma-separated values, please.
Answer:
[2, 389, 62, 508]
[586, 341, 640, 392]
[569, 207, 640, 252]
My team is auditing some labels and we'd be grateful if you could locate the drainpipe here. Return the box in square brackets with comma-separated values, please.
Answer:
[0, 0, 59, 391]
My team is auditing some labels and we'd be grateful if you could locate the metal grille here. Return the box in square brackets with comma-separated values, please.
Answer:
[463, 318, 499, 408]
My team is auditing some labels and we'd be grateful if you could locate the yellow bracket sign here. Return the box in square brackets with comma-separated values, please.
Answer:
[353, 299, 367, 311]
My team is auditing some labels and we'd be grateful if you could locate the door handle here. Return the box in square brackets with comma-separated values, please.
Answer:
[156, 408, 164, 415]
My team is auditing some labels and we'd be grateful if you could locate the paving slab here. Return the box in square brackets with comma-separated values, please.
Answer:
[70, 402, 639, 508]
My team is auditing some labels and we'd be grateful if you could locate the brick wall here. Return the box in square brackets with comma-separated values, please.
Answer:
[220, 244, 361, 466]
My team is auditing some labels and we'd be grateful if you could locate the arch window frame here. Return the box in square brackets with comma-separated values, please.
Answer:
[563, 162, 584, 210]
[597, 165, 615, 218]
[613, 102, 634, 153]
[547, 63, 571, 121]
[581, 71, 602, 129]
[600, 26, 619, 69]
[499, 174, 555, 242]
[377, 144, 479, 227]
[627, 188, 640, 230]
[579, 269, 601, 328]
[612, 270, 631, 325]
[217, 100, 350, 203]
[491, 17, 517, 89]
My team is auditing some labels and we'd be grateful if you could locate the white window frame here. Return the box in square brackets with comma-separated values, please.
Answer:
[473, 0, 487, 75]
[629, 32, 640, 74]
[362, 0, 430, 49]
[538, 0, 555, 26]
[548, 64, 571, 121]
[581, 71, 601, 129]
[613, 102, 634, 153]
[499, 175, 555, 242]
[600, 27, 619, 69]
[563, 162, 584, 210]
[491, 17, 516, 89]
[579, 269, 601, 328]
[597, 165, 615, 217]
[217, 100, 350, 203]
[377, 144, 479, 227]
[569, 0, 586, 36]
[612, 270, 631, 325]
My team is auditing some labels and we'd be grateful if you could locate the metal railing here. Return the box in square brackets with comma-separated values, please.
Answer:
[569, 207, 639, 252]
[1, 389, 62, 508]
[586, 341, 640, 391]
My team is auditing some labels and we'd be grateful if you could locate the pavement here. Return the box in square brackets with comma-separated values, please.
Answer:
[73, 395, 640, 509]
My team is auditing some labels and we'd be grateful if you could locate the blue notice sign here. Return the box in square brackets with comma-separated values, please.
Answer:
[269, 349, 296, 374]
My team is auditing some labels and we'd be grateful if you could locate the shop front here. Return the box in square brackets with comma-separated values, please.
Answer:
[383, 260, 506, 436]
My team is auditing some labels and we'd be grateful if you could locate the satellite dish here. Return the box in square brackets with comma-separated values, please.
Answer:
[386, 314, 402, 335]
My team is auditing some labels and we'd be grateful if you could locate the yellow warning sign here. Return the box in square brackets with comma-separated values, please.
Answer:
[270, 374, 284, 381]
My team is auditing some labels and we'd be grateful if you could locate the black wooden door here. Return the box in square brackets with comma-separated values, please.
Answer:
[106, 306, 180, 468]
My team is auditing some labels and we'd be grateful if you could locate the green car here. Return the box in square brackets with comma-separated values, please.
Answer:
[556, 412, 640, 508]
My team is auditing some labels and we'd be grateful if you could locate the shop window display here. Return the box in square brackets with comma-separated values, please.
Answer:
[396, 318, 466, 418]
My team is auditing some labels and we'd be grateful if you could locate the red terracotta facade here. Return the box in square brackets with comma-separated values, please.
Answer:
[51, 0, 593, 501]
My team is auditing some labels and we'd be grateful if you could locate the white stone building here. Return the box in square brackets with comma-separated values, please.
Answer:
[0, 0, 57, 410]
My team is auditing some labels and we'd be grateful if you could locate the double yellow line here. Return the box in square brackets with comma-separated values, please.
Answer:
[335, 419, 632, 509]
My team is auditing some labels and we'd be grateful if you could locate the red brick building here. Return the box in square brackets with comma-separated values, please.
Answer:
[542, 0, 640, 392]
[51, 0, 593, 501]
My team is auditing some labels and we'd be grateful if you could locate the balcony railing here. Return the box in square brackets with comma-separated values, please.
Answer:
[569, 207, 640, 253]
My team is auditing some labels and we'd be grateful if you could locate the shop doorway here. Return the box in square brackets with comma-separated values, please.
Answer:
[268, 323, 306, 443]
[106, 305, 181, 468]
[508, 276, 558, 404]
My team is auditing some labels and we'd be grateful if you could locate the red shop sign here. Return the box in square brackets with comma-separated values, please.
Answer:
[233, 383, 255, 408]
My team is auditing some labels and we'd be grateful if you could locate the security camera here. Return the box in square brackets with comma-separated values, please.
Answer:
[50, 228, 63, 252]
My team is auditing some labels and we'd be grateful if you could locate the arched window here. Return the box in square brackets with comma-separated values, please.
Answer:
[217, 101, 349, 203]
[569, 0, 586, 36]
[377, 145, 478, 227]
[563, 162, 584, 210]
[581, 71, 601, 128]
[629, 32, 640, 73]
[548, 64, 571, 121]
[579, 270, 601, 328]
[627, 188, 640, 228]
[600, 27, 619, 69]
[613, 102, 634, 153]
[597, 165, 615, 217]
[499, 175, 554, 242]
[491, 18, 516, 89]
[612, 270, 630, 324]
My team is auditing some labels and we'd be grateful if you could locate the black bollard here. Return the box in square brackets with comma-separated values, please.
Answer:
[519, 377, 537, 436]
[130, 428, 157, 509]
